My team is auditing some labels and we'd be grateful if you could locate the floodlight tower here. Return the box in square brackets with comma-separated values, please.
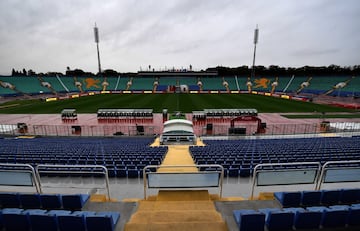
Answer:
[251, 25, 259, 79]
[94, 23, 102, 75]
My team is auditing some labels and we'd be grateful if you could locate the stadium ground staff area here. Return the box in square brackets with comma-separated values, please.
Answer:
[1, 112, 360, 137]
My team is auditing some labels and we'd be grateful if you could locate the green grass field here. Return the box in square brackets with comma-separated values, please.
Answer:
[0, 93, 356, 114]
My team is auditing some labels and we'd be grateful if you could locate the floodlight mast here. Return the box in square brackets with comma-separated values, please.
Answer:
[251, 25, 259, 79]
[94, 23, 102, 75]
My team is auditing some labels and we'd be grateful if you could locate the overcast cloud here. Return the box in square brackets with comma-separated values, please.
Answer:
[0, 0, 359, 75]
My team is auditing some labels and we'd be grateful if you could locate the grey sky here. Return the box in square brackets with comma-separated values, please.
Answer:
[0, 0, 359, 75]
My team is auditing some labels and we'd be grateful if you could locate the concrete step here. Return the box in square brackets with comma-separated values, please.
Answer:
[137, 200, 215, 211]
[128, 210, 223, 223]
[125, 221, 228, 231]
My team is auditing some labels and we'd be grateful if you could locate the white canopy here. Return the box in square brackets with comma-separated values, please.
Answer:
[163, 119, 194, 134]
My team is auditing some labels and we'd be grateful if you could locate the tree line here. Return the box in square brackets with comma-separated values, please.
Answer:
[207, 65, 360, 76]
[10, 64, 360, 77]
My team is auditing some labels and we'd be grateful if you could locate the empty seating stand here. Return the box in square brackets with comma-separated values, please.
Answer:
[86, 211, 120, 231]
[97, 108, 153, 120]
[190, 136, 360, 178]
[40, 194, 62, 210]
[274, 188, 360, 208]
[283, 207, 323, 229]
[349, 203, 360, 226]
[58, 211, 96, 231]
[0, 137, 168, 178]
[62, 194, 90, 210]
[234, 204, 360, 231]
[258, 208, 295, 231]
[0, 192, 89, 211]
[204, 108, 258, 118]
[0, 192, 21, 208]
[0, 208, 120, 231]
[307, 205, 349, 228]
[233, 209, 265, 231]
[274, 191, 302, 208]
[61, 109, 77, 121]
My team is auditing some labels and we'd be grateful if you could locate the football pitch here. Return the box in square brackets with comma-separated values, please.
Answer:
[0, 93, 356, 114]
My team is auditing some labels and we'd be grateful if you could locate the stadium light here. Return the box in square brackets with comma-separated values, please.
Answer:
[251, 25, 259, 79]
[94, 23, 102, 75]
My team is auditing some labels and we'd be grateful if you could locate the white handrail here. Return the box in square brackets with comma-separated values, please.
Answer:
[143, 164, 224, 200]
[35, 164, 110, 199]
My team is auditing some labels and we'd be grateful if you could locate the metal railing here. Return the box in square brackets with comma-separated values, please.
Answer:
[250, 160, 360, 198]
[317, 160, 360, 190]
[143, 164, 224, 200]
[0, 163, 40, 193]
[35, 164, 111, 199]
[250, 162, 322, 199]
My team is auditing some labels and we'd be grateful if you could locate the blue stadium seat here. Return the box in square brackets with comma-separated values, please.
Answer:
[19, 193, 42, 209]
[40, 194, 62, 210]
[0, 209, 3, 230]
[349, 204, 360, 226]
[2, 208, 29, 231]
[233, 209, 265, 231]
[301, 190, 322, 207]
[116, 167, 127, 177]
[274, 191, 302, 207]
[127, 168, 139, 178]
[320, 189, 341, 206]
[26, 209, 53, 231]
[58, 211, 96, 231]
[340, 188, 360, 204]
[228, 165, 240, 177]
[307, 205, 350, 228]
[284, 207, 322, 229]
[107, 167, 116, 177]
[0, 192, 21, 208]
[324, 205, 350, 228]
[86, 211, 120, 231]
[62, 194, 89, 210]
[259, 208, 294, 231]
[239, 165, 252, 177]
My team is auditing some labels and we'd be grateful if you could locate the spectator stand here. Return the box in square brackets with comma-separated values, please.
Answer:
[97, 109, 153, 122]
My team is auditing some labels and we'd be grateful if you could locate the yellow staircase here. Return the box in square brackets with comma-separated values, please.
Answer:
[125, 190, 228, 231]
[157, 145, 198, 172]
[125, 142, 227, 231]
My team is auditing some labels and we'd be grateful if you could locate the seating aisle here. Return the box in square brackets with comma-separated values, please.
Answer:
[157, 145, 198, 172]
[124, 190, 228, 231]
[124, 141, 227, 231]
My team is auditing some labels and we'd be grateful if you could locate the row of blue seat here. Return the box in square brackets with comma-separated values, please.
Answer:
[0, 208, 120, 231]
[274, 188, 360, 208]
[0, 138, 167, 178]
[0, 193, 89, 211]
[191, 136, 360, 177]
[233, 204, 360, 231]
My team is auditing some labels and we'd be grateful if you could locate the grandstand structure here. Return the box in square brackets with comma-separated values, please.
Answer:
[1, 73, 360, 230]
[1, 73, 359, 98]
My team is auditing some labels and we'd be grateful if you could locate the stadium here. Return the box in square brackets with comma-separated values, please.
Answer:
[1, 69, 360, 231]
